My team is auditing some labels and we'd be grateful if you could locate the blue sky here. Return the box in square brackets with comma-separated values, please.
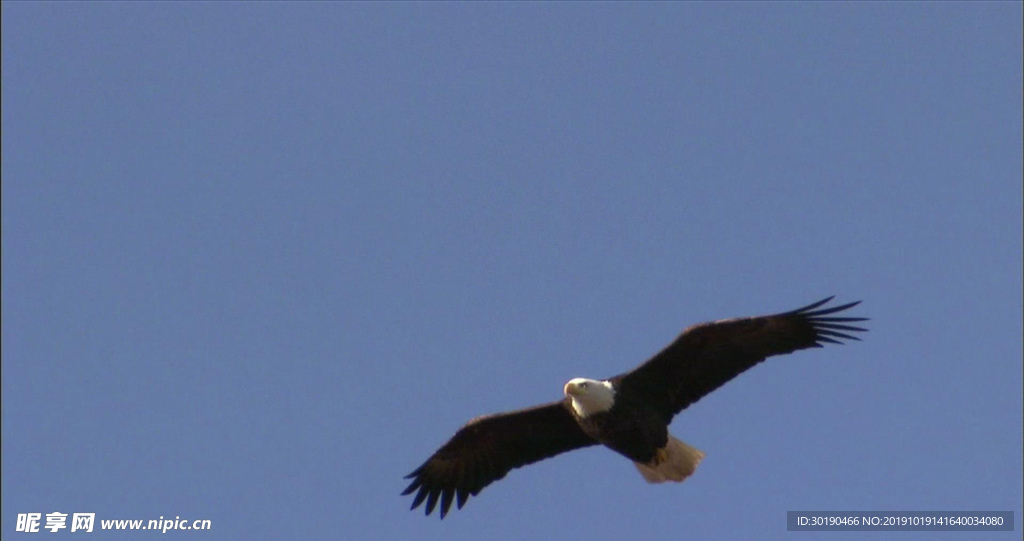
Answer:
[3, 3, 1021, 540]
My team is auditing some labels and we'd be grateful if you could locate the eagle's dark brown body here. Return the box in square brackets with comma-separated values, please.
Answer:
[570, 391, 668, 464]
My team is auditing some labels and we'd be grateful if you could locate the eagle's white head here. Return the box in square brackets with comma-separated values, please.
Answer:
[563, 377, 616, 418]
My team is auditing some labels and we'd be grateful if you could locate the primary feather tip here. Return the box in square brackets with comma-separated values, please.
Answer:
[793, 297, 869, 346]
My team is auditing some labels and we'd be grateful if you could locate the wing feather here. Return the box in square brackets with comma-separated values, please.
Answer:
[402, 400, 597, 518]
[614, 297, 868, 422]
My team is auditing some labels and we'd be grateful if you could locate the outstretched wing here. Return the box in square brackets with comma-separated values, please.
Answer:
[402, 400, 597, 518]
[614, 297, 868, 423]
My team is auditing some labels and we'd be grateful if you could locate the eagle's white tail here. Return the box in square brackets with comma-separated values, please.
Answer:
[634, 436, 706, 483]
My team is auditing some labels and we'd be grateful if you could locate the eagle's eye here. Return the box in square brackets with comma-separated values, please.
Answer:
[580, 381, 588, 389]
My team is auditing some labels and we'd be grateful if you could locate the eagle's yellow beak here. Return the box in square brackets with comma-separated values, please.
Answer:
[564, 381, 579, 396]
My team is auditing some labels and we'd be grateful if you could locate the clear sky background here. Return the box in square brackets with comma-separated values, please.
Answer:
[3, 3, 1021, 540]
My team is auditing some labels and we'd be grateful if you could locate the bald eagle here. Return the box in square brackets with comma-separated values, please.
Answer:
[402, 297, 867, 518]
